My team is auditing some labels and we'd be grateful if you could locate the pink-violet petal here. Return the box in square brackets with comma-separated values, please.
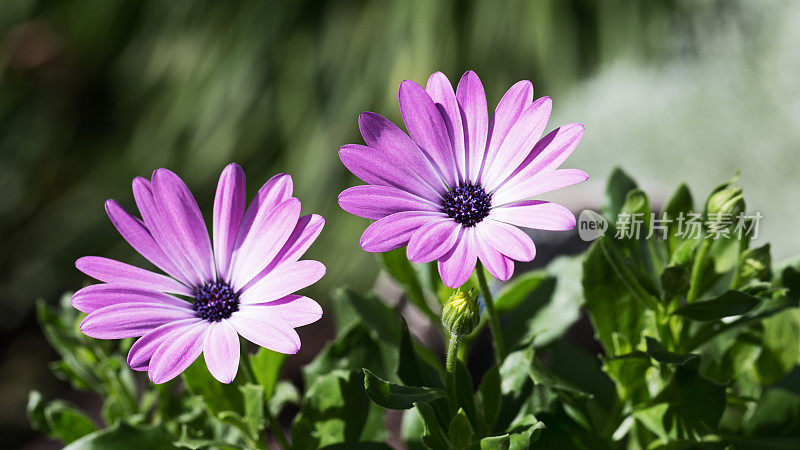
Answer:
[80, 302, 197, 339]
[203, 320, 240, 383]
[229, 311, 301, 354]
[406, 218, 460, 264]
[148, 321, 208, 384]
[213, 163, 247, 278]
[239, 260, 325, 305]
[76, 256, 191, 296]
[490, 201, 576, 231]
[338, 184, 440, 220]
[359, 211, 447, 253]
[72, 284, 192, 314]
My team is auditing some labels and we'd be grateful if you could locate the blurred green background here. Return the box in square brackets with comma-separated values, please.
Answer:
[1, 0, 798, 447]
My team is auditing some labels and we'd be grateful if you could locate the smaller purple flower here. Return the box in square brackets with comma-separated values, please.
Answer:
[73, 164, 325, 384]
[338, 71, 587, 288]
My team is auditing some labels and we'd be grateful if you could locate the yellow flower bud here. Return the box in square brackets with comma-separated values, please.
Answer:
[441, 289, 480, 336]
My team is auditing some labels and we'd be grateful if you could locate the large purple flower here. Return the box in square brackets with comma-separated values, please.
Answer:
[339, 71, 587, 288]
[73, 164, 325, 384]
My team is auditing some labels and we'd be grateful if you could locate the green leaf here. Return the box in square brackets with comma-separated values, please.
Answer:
[645, 337, 699, 365]
[379, 249, 436, 320]
[335, 288, 401, 345]
[415, 402, 450, 450]
[304, 322, 386, 386]
[493, 271, 547, 313]
[674, 289, 760, 321]
[477, 366, 502, 431]
[292, 369, 372, 449]
[182, 358, 243, 417]
[268, 380, 300, 416]
[663, 183, 694, 255]
[363, 369, 444, 410]
[505, 256, 585, 349]
[398, 318, 443, 388]
[602, 167, 638, 221]
[319, 444, 394, 450]
[249, 348, 285, 400]
[741, 243, 772, 283]
[240, 384, 265, 438]
[401, 408, 426, 449]
[448, 408, 474, 449]
[756, 309, 800, 385]
[45, 402, 99, 444]
[660, 265, 690, 299]
[480, 434, 511, 450]
[650, 363, 726, 435]
[27, 391, 50, 434]
[28, 391, 99, 444]
[508, 414, 545, 449]
[603, 352, 651, 402]
[63, 422, 178, 449]
[583, 240, 646, 355]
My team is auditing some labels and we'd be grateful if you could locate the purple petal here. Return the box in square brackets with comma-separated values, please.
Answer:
[492, 169, 589, 206]
[340, 144, 443, 202]
[80, 302, 197, 339]
[358, 112, 448, 192]
[229, 198, 300, 289]
[72, 284, 192, 314]
[234, 174, 293, 267]
[406, 218, 460, 263]
[475, 219, 536, 262]
[151, 169, 215, 283]
[456, 71, 489, 181]
[399, 80, 459, 187]
[128, 319, 202, 371]
[360, 211, 447, 253]
[203, 320, 240, 383]
[483, 97, 552, 190]
[338, 185, 440, 220]
[490, 201, 576, 231]
[272, 214, 324, 266]
[76, 256, 191, 296]
[239, 260, 325, 304]
[482, 80, 533, 176]
[437, 228, 478, 288]
[475, 236, 514, 281]
[132, 177, 201, 286]
[213, 163, 246, 279]
[504, 123, 584, 184]
[104, 199, 186, 283]
[149, 322, 208, 384]
[229, 310, 301, 354]
[239, 295, 322, 328]
[426, 72, 466, 181]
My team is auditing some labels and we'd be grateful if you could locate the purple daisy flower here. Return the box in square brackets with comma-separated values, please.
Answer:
[73, 164, 325, 384]
[338, 71, 587, 288]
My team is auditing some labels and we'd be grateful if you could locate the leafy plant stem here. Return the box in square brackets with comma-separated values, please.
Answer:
[687, 239, 712, 303]
[238, 341, 288, 450]
[476, 262, 506, 363]
[445, 332, 461, 412]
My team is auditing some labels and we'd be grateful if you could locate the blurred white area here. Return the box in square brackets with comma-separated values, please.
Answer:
[545, 0, 800, 260]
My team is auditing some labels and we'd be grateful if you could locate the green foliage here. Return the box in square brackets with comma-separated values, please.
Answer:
[581, 169, 800, 448]
[29, 173, 800, 448]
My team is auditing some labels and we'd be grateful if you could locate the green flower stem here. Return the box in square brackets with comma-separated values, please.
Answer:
[445, 333, 462, 412]
[239, 341, 290, 450]
[446, 333, 461, 375]
[687, 239, 712, 303]
[476, 262, 506, 363]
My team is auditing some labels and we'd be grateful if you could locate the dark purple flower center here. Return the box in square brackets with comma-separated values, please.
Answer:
[442, 182, 492, 227]
[194, 282, 239, 322]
